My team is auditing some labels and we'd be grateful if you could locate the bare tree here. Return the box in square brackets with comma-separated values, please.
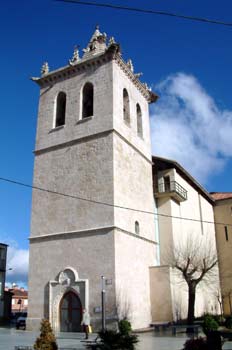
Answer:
[169, 235, 218, 325]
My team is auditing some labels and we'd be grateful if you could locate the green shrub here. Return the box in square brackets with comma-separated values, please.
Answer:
[225, 316, 232, 329]
[118, 319, 132, 335]
[202, 314, 218, 335]
[183, 337, 207, 350]
[212, 314, 222, 325]
[98, 322, 138, 350]
[34, 319, 58, 350]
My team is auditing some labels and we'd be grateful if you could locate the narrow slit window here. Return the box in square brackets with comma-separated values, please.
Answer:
[136, 103, 143, 137]
[55, 92, 66, 127]
[123, 89, 130, 124]
[82, 83, 94, 119]
[225, 226, 229, 241]
[135, 221, 140, 235]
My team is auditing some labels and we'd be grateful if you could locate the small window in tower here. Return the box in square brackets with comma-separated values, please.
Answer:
[55, 92, 66, 127]
[135, 221, 140, 235]
[225, 226, 229, 241]
[136, 103, 143, 137]
[123, 88, 130, 124]
[82, 82, 94, 119]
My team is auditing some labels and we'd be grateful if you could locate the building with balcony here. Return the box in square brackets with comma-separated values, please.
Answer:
[150, 156, 220, 322]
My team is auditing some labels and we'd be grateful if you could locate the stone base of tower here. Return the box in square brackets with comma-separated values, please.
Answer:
[28, 227, 156, 332]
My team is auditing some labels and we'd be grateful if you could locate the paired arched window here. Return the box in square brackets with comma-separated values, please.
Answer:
[82, 82, 94, 119]
[123, 88, 130, 124]
[135, 221, 140, 235]
[136, 103, 143, 137]
[55, 92, 66, 127]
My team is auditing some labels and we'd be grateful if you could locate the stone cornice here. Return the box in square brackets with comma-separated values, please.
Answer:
[31, 51, 111, 87]
[34, 129, 152, 165]
[113, 53, 158, 103]
[31, 44, 158, 104]
[29, 225, 158, 245]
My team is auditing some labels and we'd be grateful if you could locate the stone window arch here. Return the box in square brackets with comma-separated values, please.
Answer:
[82, 82, 94, 119]
[135, 221, 140, 235]
[136, 103, 143, 137]
[123, 88, 130, 124]
[55, 92, 66, 127]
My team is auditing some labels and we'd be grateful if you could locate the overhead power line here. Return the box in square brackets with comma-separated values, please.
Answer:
[0, 176, 232, 228]
[55, 0, 232, 28]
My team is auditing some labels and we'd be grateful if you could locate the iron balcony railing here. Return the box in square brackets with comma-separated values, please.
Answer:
[155, 181, 187, 201]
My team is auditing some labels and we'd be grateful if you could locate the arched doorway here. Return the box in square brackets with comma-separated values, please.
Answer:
[59, 291, 82, 332]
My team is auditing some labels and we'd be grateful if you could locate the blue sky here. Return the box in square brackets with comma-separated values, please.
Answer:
[0, 0, 232, 286]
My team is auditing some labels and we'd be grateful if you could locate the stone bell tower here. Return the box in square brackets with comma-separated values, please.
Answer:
[27, 26, 158, 332]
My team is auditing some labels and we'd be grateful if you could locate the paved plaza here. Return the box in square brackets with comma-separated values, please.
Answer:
[0, 327, 232, 350]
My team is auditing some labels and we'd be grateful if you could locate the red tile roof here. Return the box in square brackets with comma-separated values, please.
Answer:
[210, 192, 232, 201]
[10, 288, 28, 298]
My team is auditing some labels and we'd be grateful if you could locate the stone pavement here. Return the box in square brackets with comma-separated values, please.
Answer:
[0, 327, 232, 350]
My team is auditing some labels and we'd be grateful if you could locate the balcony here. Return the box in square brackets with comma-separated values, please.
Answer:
[154, 181, 187, 202]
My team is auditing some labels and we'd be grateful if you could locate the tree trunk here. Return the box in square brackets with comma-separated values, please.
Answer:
[187, 284, 196, 326]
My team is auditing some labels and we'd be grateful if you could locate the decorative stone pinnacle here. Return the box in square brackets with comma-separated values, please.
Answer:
[69, 45, 80, 65]
[41, 62, 49, 76]
[83, 47, 90, 53]
[143, 83, 149, 90]
[109, 37, 116, 45]
[83, 25, 107, 58]
[134, 72, 143, 79]
[127, 59, 134, 73]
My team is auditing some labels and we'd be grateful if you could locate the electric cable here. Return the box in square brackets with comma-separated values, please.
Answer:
[0, 176, 231, 228]
[55, 0, 232, 28]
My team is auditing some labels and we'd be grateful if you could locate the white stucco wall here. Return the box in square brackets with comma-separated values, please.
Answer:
[155, 169, 220, 321]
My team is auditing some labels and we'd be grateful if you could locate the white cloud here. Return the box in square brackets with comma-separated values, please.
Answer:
[150, 73, 232, 184]
[1, 239, 29, 287]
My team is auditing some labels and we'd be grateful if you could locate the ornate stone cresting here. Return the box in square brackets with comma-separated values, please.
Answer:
[83, 25, 107, 59]
[34, 27, 158, 103]
[41, 62, 49, 76]
[69, 46, 80, 66]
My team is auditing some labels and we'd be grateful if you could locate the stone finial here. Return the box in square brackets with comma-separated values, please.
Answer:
[69, 46, 80, 66]
[41, 62, 49, 76]
[143, 82, 151, 91]
[143, 83, 148, 89]
[109, 36, 116, 45]
[83, 47, 90, 53]
[127, 59, 134, 73]
[134, 72, 143, 79]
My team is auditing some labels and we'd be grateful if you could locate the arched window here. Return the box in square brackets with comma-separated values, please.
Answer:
[123, 88, 130, 124]
[82, 82, 94, 119]
[135, 221, 140, 235]
[55, 92, 66, 127]
[136, 103, 143, 137]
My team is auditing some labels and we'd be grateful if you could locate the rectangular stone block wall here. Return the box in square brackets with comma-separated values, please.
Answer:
[27, 229, 116, 331]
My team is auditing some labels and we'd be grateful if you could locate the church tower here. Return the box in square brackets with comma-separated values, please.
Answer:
[28, 27, 158, 331]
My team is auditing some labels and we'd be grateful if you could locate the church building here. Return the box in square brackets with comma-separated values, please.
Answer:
[28, 27, 220, 332]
